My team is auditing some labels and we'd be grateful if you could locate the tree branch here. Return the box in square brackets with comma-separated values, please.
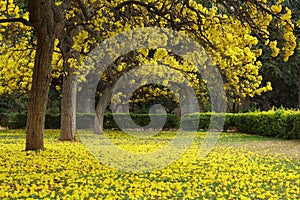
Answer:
[0, 18, 33, 26]
[75, 0, 90, 19]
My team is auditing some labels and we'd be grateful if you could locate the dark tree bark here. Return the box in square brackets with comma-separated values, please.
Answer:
[25, 0, 56, 150]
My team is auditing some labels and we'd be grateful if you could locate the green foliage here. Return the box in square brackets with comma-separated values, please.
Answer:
[257, 45, 299, 109]
[6, 113, 61, 129]
[77, 113, 180, 130]
[0, 113, 8, 127]
[183, 110, 300, 139]
[7, 112, 27, 129]
[182, 113, 236, 131]
[235, 110, 300, 139]
[4, 111, 299, 139]
[5, 113, 180, 130]
[45, 113, 60, 129]
[284, 111, 300, 139]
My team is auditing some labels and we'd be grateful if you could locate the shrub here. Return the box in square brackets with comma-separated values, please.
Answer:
[182, 110, 299, 139]
[235, 110, 300, 139]
[284, 111, 300, 139]
[45, 114, 61, 129]
[234, 111, 285, 137]
[4, 110, 299, 139]
[76, 113, 95, 129]
[0, 113, 9, 127]
[77, 113, 180, 130]
[181, 113, 236, 131]
[7, 113, 61, 129]
[7, 112, 27, 129]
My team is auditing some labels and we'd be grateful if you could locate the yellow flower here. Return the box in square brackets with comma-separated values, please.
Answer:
[269, 41, 277, 49]
[297, 19, 300, 28]
[271, 5, 282, 14]
[266, 82, 272, 91]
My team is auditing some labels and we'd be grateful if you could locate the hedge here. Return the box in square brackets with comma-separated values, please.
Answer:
[285, 111, 300, 139]
[76, 113, 180, 130]
[181, 113, 236, 131]
[4, 113, 61, 129]
[235, 110, 300, 139]
[0, 113, 9, 128]
[1, 111, 299, 139]
[2, 113, 180, 130]
[183, 110, 299, 139]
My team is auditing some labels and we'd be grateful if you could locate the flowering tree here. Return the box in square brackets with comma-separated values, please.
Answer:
[0, 0, 298, 149]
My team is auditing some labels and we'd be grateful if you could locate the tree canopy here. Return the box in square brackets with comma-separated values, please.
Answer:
[0, 0, 299, 149]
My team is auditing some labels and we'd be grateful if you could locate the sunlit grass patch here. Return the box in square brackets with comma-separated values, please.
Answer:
[0, 130, 299, 199]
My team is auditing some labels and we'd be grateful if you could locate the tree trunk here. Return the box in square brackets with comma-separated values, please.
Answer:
[77, 83, 94, 113]
[26, 0, 56, 150]
[59, 25, 80, 141]
[94, 87, 112, 134]
[81, 96, 93, 113]
[298, 68, 300, 109]
[60, 63, 78, 141]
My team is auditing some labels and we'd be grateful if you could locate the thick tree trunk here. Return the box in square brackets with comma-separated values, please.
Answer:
[60, 63, 78, 141]
[94, 87, 112, 134]
[26, 0, 55, 150]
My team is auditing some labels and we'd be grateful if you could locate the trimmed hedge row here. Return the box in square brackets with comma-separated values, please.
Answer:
[77, 113, 180, 130]
[4, 113, 61, 129]
[234, 110, 300, 139]
[2, 113, 180, 130]
[181, 113, 236, 131]
[1, 111, 299, 139]
[183, 110, 300, 139]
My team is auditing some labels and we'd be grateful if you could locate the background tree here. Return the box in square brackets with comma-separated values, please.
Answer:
[240, 0, 300, 110]
[74, 0, 298, 131]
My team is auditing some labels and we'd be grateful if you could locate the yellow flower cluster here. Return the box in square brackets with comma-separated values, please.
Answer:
[1, 0, 299, 102]
[269, 41, 280, 57]
[0, 45, 34, 95]
[72, 30, 90, 52]
[280, 8, 297, 61]
[0, 130, 299, 199]
[0, 39, 64, 95]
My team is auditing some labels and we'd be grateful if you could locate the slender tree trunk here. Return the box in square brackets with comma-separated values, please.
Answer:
[76, 83, 94, 113]
[26, 0, 56, 150]
[60, 63, 78, 141]
[59, 25, 80, 141]
[84, 101, 93, 113]
[94, 87, 112, 134]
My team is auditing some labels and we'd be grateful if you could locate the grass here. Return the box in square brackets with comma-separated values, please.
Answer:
[0, 129, 299, 199]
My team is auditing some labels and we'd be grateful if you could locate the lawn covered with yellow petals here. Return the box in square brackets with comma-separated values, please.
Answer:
[0, 130, 299, 199]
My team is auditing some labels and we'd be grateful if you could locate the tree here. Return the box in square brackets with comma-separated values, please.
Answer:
[24, 0, 64, 150]
[245, 0, 300, 110]
[73, 0, 298, 132]
[255, 44, 299, 109]
[283, 0, 300, 108]
[0, 0, 68, 150]
[57, 14, 81, 141]
[0, 0, 299, 148]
